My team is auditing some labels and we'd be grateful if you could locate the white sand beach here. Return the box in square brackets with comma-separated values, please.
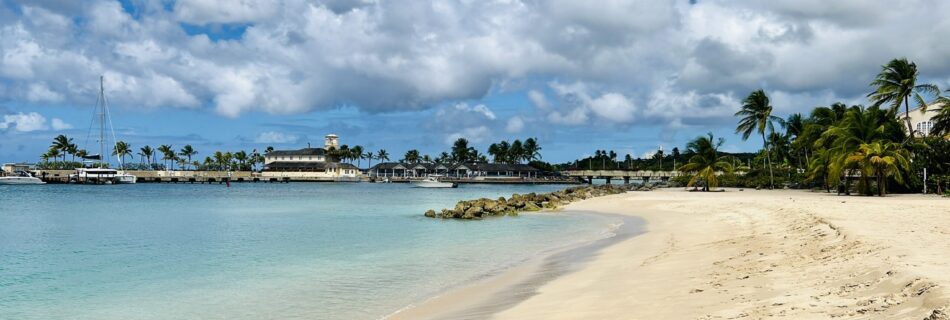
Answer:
[393, 188, 950, 319]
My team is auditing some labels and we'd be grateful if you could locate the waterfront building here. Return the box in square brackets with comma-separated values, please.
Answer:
[898, 103, 945, 137]
[262, 134, 360, 179]
[369, 162, 539, 178]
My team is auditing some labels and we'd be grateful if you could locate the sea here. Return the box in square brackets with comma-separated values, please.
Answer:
[0, 182, 625, 319]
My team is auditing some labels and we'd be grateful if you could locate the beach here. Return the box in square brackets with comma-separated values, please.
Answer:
[393, 188, 950, 319]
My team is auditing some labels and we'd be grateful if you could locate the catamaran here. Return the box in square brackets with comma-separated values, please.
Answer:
[69, 76, 136, 184]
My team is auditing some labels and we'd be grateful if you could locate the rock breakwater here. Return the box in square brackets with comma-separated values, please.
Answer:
[425, 184, 655, 219]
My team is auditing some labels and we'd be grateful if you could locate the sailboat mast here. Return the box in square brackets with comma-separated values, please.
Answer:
[99, 76, 105, 169]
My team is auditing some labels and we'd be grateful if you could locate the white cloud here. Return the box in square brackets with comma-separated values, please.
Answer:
[544, 81, 636, 125]
[506, 116, 524, 133]
[445, 126, 491, 145]
[26, 82, 63, 102]
[50, 118, 71, 130]
[254, 131, 298, 144]
[528, 90, 549, 110]
[1, 112, 48, 132]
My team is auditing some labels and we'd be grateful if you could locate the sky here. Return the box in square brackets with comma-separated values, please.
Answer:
[2, 0, 950, 164]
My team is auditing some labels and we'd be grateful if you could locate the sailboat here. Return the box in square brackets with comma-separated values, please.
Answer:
[69, 76, 137, 184]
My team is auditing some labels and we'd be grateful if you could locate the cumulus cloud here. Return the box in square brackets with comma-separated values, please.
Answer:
[254, 131, 298, 144]
[506, 116, 524, 133]
[432, 103, 498, 144]
[50, 118, 72, 130]
[1, 112, 48, 132]
[543, 81, 636, 125]
[0, 0, 949, 129]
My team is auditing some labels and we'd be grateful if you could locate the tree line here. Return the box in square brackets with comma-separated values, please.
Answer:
[396, 138, 541, 165]
[678, 57, 950, 195]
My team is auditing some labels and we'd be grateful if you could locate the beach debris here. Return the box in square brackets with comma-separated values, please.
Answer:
[424, 183, 655, 219]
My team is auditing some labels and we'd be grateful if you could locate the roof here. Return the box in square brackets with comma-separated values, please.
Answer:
[267, 148, 326, 156]
[370, 162, 538, 171]
[900, 102, 945, 116]
[460, 162, 539, 172]
[264, 161, 357, 170]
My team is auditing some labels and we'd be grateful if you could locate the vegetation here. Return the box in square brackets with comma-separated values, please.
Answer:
[678, 133, 734, 191]
[735, 89, 783, 189]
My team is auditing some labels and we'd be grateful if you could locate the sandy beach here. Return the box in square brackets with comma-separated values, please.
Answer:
[392, 188, 950, 319]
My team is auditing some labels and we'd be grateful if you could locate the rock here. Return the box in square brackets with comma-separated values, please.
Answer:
[424, 209, 436, 218]
[523, 201, 541, 211]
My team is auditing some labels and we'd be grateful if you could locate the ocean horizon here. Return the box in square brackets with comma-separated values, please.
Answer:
[0, 183, 622, 319]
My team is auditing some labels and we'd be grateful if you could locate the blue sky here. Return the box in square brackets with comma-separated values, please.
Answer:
[2, 0, 950, 165]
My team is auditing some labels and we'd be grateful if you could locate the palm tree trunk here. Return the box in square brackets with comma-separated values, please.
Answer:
[904, 98, 915, 139]
[762, 133, 774, 189]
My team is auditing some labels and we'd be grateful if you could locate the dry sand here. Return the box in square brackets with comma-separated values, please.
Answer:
[392, 188, 950, 319]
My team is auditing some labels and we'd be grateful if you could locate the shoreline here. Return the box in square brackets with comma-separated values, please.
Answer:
[392, 188, 950, 319]
[387, 210, 645, 319]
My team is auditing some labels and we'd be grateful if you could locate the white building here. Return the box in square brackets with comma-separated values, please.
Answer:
[262, 134, 360, 179]
[899, 103, 944, 137]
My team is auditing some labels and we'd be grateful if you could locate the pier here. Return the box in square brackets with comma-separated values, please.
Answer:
[561, 170, 683, 184]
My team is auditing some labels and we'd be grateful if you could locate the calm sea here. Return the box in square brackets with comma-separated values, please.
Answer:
[0, 183, 621, 319]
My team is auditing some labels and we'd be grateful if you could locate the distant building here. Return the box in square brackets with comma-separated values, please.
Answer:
[2, 163, 32, 173]
[369, 162, 539, 178]
[899, 103, 945, 137]
[263, 134, 360, 178]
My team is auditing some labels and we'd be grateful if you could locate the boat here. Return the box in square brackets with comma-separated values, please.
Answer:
[70, 76, 136, 184]
[0, 171, 45, 185]
[411, 175, 457, 188]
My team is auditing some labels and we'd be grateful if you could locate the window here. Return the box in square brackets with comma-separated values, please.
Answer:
[917, 121, 933, 136]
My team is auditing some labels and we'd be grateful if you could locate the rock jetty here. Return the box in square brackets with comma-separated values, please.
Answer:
[424, 184, 655, 219]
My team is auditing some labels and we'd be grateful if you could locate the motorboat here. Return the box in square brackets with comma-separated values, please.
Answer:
[0, 171, 45, 185]
[411, 176, 457, 188]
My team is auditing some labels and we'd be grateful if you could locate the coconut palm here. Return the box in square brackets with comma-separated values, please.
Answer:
[365, 151, 375, 168]
[403, 149, 420, 163]
[157, 145, 175, 170]
[46, 147, 62, 165]
[844, 141, 911, 196]
[179, 145, 197, 170]
[523, 138, 542, 162]
[868, 58, 940, 139]
[509, 140, 524, 164]
[112, 141, 132, 169]
[234, 150, 248, 170]
[139, 146, 154, 168]
[931, 92, 950, 137]
[736, 89, 784, 189]
[51, 134, 72, 162]
[451, 138, 471, 163]
[377, 149, 390, 162]
[818, 105, 902, 194]
[678, 133, 734, 191]
[351, 145, 364, 168]
[76, 149, 89, 162]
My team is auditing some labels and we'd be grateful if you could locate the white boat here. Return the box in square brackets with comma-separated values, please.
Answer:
[411, 176, 457, 188]
[70, 168, 136, 184]
[71, 76, 136, 184]
[0, 171, 45, 185]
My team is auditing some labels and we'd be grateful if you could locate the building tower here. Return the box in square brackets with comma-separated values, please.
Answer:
[324, 134, 339, 150]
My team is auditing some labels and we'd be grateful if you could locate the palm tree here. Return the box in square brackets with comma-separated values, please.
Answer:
[76, 149, 89, 163]
[51, 134, 72, 162]
[868, 58, 940, 139]
[377, 149, 390, 162]
[509, 140, 524, 164]
[403, 149, 420, 163]
[179, 145, 197, 170]
[351, 145, 365, 168]
[46, 147, 61, 166]
[736, 89, 783, 189]
[112, 141, 132, 169]
[451, 138, 471, 162]
[523, 138, 542, 162]
[234, 150, 248, 170]
[818, 105, 902, 195]
[845, 141, 911, 196]
[157, 145, 174, 170]
[139, 146, 154, 169]
[66, 143, 78, 162]
[365, 151, 375, 168]
[678, 133, 734, 191]
[931, 92, 950, 137]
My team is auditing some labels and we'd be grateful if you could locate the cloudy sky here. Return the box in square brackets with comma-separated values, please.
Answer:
[2, 0, 950, 164]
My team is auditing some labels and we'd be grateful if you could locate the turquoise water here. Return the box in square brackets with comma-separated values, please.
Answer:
[0, 183, 620, 319]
